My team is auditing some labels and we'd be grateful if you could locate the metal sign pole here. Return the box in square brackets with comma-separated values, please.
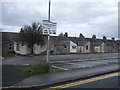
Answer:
[46, 0, 51, 62]
[47, 33, 50, 62]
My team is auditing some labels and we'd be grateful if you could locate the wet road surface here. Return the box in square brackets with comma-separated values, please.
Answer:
[2, 53, 119, 87]
[2, 53, 119, 65]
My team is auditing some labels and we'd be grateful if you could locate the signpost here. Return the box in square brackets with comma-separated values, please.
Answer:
[42, 20, 57, 35]
[42, 0, 57, 62]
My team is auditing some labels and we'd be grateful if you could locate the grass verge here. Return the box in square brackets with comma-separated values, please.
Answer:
[20, 62, 64, 75]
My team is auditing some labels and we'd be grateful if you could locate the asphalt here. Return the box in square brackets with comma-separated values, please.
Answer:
[3, 63, 118, 89]
[70, 76, 119, 88]
[2, 65, 30, 87]
[2, 53, 119, 65]
[2, 53, 120, 89]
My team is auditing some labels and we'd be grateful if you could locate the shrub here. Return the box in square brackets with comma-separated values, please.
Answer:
[21, 67, 32, 74]
[21, 62, 51, 75]
[31, 62, 51, 75]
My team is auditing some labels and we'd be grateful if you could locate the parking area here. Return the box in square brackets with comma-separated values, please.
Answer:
[2, 53, 119, 70]
[51, 58, 119, 70]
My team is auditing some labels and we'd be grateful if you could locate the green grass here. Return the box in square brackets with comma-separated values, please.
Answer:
[20, 62, 64, 75]
[20, 61, 51, 75]
[50, 68, 64, 72]
[2, 54, 15, 57]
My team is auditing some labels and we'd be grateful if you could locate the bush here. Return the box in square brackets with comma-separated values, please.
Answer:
[21, 67, 32, 74]
[31, 62, 51, 75]
[21, 62, 51, 75]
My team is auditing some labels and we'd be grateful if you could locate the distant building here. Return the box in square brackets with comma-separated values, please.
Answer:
[51, 36, 77, 54]
[2, 32, 119, 55]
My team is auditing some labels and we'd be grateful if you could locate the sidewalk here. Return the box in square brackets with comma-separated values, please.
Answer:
[4, 64, 119, 89]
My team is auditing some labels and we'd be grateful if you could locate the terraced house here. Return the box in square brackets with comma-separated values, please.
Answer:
[2, 32, 119, 55]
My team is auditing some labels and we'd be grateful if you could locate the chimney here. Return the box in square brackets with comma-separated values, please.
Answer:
[103, 36, 107, 40]
[79, 33, 85, 38]
[112, 37, 115, 41]
[92, 35, 96, 40]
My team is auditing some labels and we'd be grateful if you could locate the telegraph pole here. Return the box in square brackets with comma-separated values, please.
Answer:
[46, 0, 51, 62]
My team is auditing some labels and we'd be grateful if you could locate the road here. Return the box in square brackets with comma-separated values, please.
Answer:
[2, 53, 119, 87]
[46, 72, 119, 89]
[2, 65, 29, 87]
[2, 53, 119, 65]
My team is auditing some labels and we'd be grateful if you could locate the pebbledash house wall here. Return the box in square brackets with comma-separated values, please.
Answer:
[84, 41, 91, 53]
[14, 42, 31, 55]
[77, 46, 84, 53]
[14, 42, 47, 55]
[53, 40, 70, 54]
[53, 40, 77, 54]
[2, 41, 15, 55]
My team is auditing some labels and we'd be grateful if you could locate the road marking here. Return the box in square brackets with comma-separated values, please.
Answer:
[67, 63, 87, 68]
[52, 61, 64, 63]
[68, 59, 83, 62]
[52, 65, 68, 71]
[0, 56, 4, 59]
[43, 72, 120, 89]
[67, 63, 80, 65]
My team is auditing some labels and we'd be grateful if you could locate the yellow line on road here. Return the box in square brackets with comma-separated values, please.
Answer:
[41, 72, 119, 90]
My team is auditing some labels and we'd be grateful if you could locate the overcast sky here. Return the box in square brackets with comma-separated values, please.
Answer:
[1, 1, 118, 39]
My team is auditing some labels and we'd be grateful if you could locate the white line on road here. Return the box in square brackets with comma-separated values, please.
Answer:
[52, 61, 64, 63]
[52, 65, 68, 71]
[67, 63, 87, 68]
[67, 63, 80, 65]
[0, 56, 4, 59]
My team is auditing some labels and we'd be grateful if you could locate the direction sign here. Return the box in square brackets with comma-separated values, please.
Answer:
[42, 20, 57, 35]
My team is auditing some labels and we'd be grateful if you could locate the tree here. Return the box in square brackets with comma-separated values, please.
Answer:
[58, 32, 64, 37]
[64, 32, 68, 37]
[19, 22, 45, 54]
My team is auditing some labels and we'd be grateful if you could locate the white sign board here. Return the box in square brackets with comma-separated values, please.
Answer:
[42, 20, 57, 35]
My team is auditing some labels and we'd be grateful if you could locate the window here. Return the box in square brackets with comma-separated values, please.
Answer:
[9, 47, 12, 49]
[86, 45, 88, 50]
[9, 44, 12, 49]
[16, 44, 20, 51]
[72, 46, 76, 49]
[28, 45, 31, 48]
[64, 45, 67, 49]
[21, 43, 24, 46]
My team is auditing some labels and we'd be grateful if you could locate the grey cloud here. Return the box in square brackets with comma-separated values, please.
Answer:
[2, 2, 48, 26]
[1, 1, 118, 39]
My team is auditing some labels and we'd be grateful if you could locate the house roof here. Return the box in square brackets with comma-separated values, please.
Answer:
[116, 40, 120, 45]
[93, 41, 103, 46]
[50, 36, 70, 45]
[69, 37, 88, 46]
[2, 32, 118, 46]
[2, 32, 20, 42]
[103, 40, 114, 45]
[59, 40, 70, 45]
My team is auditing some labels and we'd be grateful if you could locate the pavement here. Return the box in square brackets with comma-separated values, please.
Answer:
[2, 53, 120, 89]
[3, 63, 119, 89]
